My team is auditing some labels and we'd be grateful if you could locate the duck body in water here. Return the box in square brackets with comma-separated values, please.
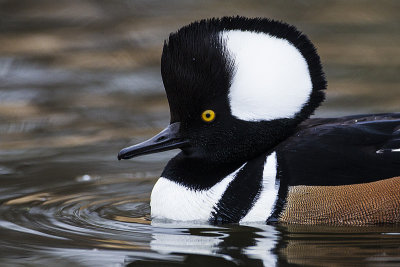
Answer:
[118, 17, 400, 225]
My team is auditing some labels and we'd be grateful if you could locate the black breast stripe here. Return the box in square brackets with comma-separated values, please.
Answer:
[209, 152, 269, 224]
[266, 151, 288, 224]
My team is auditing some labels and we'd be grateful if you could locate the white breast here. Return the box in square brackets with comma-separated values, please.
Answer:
[240, 152, 278, 223]
[150, 166, 243, 221]
[150, 153, 278, 223]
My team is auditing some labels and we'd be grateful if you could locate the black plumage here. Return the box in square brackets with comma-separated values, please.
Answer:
[278, 113, 400, 187]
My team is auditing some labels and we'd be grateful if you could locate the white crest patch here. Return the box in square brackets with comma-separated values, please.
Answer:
[240, 152, 278, 223]
[150, 166, 244, 221]
[221, 30, 313, 121]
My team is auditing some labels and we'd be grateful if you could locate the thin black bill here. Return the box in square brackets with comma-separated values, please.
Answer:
[117, 122, 189, 160]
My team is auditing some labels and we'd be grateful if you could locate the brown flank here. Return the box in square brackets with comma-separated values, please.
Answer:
[279, 176, 400, 225]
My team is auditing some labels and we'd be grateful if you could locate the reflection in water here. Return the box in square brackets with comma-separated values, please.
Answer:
[0, 0, 399, 266]
[135, 222, 277, 266]
[278, 224, 400, 266]
[1, 179, 400, 266]
[150, 224, 225, 256]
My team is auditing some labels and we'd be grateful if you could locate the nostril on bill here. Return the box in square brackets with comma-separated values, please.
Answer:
[156, 136, 167, 142]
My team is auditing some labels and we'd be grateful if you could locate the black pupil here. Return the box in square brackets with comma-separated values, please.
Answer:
[206, 113, 211, 118]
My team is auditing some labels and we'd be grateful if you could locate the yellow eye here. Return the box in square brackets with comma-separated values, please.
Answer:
[201, 110, 216, 122]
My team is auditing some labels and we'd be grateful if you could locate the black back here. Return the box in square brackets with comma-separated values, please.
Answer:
[276, 113, 400, 186]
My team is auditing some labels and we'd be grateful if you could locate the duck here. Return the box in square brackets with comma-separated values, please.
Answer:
[118, 16, 400, 225]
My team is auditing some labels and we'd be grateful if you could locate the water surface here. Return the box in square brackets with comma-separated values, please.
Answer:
[1, 0, 399, 266]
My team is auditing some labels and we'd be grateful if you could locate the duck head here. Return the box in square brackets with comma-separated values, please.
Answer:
[118, 17, 326, 164]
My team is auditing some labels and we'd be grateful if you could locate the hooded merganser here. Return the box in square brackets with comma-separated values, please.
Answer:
[118, 17, 400, 225]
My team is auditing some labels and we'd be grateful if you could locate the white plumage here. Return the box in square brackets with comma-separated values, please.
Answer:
[221, 30, 312, 121]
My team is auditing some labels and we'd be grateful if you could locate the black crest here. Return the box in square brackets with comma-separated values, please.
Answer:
[161, 16, 326, 124]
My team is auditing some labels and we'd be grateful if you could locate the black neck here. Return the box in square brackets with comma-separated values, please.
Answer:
[161, 152, 245, 190]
